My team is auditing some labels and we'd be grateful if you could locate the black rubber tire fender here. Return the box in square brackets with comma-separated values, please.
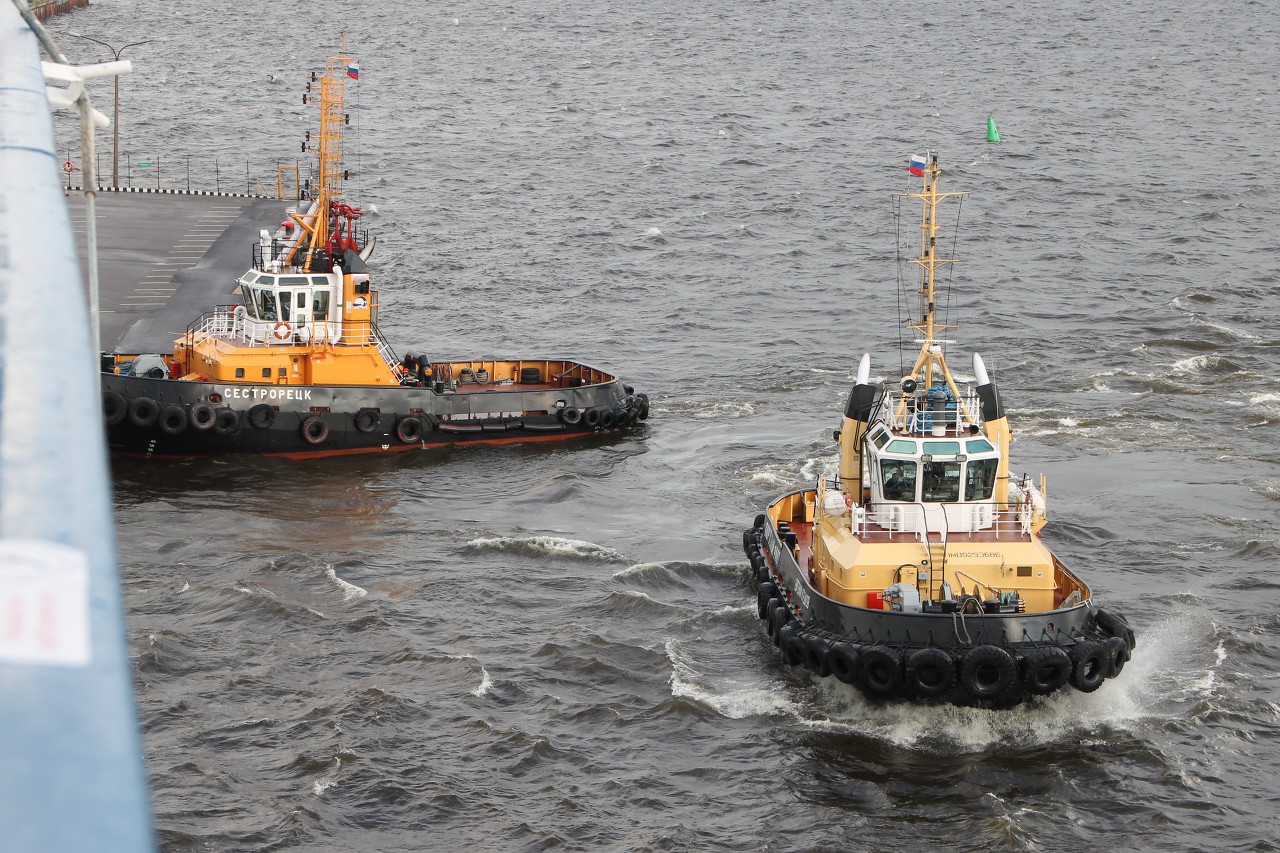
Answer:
[1021, 646, 1072, 695]
[857, 646, 903, 697]
[742, 528, 760, 553]
[802, 636, 833, 678]
[600, 409, 617, 429]
[637, 393, 650, 420]
[395, 416, 423, 444]
[1102, 636, 1131, 678]
[354, 408, 381, 433]
[1068, 641, 1108, 693]
[584, 408, 602, 428]
[246, 403, 276, 430]
[767, 600, 790, 646]
[188, 401, 216, 431]
[905, 647, 957, 699]
[959, 645, 1018, 701]
[1095, 608, 1137, 650]
[560, 406, 582, 426]
[300, 415, 329, 445]
[128, 396, 160, 428]
[756, 583, 777, 619]
[157, 404, 188, 436]
[779, 625, 804, 667]
[828, 642, 860, 685]
[212, 407, 240, 436]
[103, 391, 128, 426]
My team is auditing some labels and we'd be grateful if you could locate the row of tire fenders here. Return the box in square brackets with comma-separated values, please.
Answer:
[102, 390, 650, 445]
[742, 524, 1137, 705]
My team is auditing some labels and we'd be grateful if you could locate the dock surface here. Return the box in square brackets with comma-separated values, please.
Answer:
[65, 191, 290, 352]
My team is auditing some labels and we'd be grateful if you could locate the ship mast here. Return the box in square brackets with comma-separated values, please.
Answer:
[893, 151, 978, 425]
[286, 49, 354, 269]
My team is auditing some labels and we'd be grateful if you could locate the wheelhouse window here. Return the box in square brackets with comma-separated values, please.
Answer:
[965, 458, 999, 501]
[312, 291, 330, 318]
[881, 459, 917, 502]
[922, 460, 961, 502]
[255, 288, 278, 321]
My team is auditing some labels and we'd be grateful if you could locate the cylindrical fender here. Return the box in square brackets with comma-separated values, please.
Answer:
[802, 636, 833, 678]
[756, 583, 777, 619]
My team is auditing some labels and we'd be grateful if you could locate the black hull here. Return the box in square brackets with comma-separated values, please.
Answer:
[743, 498, 1136, 709]
[102, 372, 648, 459]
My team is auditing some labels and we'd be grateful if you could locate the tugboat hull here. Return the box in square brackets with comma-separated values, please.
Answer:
[102, 369, 647, 459]
[743, 491, 1135, 709]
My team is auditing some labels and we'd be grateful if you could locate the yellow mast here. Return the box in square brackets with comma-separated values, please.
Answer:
[287, 50, 353, 269]
[894, 152, 978, 425]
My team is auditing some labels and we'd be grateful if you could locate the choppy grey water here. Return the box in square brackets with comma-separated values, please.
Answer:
[51, 0, 1280, 849]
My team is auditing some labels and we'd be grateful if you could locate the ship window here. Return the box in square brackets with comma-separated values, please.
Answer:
[922, 461, 961, 502]
[255, 288, 277, 321]
[297, 292, 307, 308]
[871, 429, 889, 448]
[279, 291, 292, 322]
[881, 459, 917, 502]
[887, 440, 917, 454]
[313, 291, 330, 317]
[310, 276, 328, 286]
[923, 441, 961, 455]
[235, 368, 245, 378]
[966, 438, 994, 453]
[279, 276, 309, 286]
[261, 368, 271, 378]
[278, 367, 287, 377]
[965, 458, 999, 501]
[243, 287, 258, 318]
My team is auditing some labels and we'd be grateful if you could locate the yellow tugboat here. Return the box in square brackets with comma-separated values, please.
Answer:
[742, 152, 1135, 707]
[101, 51, 648, 459]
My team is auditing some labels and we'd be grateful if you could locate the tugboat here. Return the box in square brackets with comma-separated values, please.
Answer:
[100, 52, 648, 459]
[741, 152, 1135, 708]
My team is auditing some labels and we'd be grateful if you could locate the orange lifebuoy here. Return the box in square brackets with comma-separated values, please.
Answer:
[273, 321, 292, 341]
[62, 160, 74, 173]
[845, 493, 853, 508]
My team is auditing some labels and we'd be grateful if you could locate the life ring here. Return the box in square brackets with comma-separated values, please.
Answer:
[157, 404, 188, 436]
[856, 646, 903, 697]
[62, 160, 74, 173]
[1068, 641, 1108, 692]
[354, 408, 381, 433]
[756, 582, 777, 619]
[560, 406, 582, 426]
[128, 396, 160, 428]
[802, 636, 833, 678]
[1102, 636, 1130, 678]
[905, 647, 956, 699]
[395, 416, 423, 444]
[959, 645, 1017, 701]
[844, 493, 853, 509]
[584, 408, 602, 428]
[828, 642, 860, 685]
[188, 401, 216, 431]
[233, 305, 247, 322]
[212, 407, 240, 436]
[300, 415, 329, 445]
[247, 403, 276, 430]
[1021, 646, 1072, 695]
[273, 321, 292, 341]
[103, 391, 128, 426]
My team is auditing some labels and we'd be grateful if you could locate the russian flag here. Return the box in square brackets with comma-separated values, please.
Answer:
[346, 63, 360, 80]
[908, 154, 927, 176]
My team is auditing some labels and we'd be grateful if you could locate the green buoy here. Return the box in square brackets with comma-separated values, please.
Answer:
[986, 115, 1001, 143]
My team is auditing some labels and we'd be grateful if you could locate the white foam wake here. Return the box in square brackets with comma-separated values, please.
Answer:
[325, 565, 367, 602]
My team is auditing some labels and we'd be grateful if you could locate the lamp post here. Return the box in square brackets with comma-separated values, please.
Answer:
[66, 33, 150, 188]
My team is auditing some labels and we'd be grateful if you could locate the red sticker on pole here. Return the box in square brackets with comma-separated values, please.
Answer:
[63, 160, 75, 173]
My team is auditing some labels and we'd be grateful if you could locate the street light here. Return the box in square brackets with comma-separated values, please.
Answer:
[65, 32, 151, 189]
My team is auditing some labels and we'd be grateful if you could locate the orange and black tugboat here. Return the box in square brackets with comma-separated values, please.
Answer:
[100, 53, 648, 459]
[741, 152, 1135, 708]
